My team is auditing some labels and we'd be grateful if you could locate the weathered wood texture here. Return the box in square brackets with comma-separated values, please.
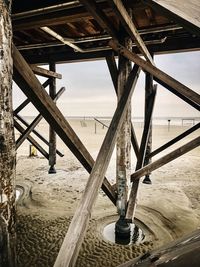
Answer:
[30, 65, 62, 79]
[53, 65, 140, 267]
[109, 0, 154, 64]
[106, 53, 140, 159]
[116, 23, 132, 217]
[13, 45, 116, 204]
[131, 136, 200, 181]
[149, 122, 200, 158]
[109, 39, 200, 111]
[0, 1, 16, 266]
[49, 62, 57, 169]
[126, 85, 157, 221]
[144, 0, 200, 37]
[143, 70, 154, 169]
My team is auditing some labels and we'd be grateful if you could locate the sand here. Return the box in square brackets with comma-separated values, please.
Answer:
[15, 118, 200, 267]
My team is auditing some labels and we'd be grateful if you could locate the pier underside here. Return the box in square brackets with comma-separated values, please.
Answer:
[0, 0, 200, 266]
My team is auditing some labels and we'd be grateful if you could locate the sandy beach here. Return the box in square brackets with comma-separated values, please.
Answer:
[15, 118, 200, 267]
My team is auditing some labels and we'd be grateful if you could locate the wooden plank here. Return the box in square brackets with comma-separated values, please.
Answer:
[79, 0, 118, 39]
[14, 78, 51, 115]
[149, 122, 200, 158]
[126, 85, 157, 221]
[15, 113, 64, 158]
[116, 27, 132, 217]
[53, 64, 140, 267]
[0, 1, 16, 266]
[143, 69, 154, 172]
[143, 0, 200, 37]
[106, 53, 140, 159]
[108, 0, 154, 64]
[131, 136, 200, 181]
[13, 45, 116, 205]
[16, 87, 65, 149]
[30, 65, 62, 79]
[109, 39, 200, 110]
[49, 62, 57, 171]
[14, 119, 49, 159]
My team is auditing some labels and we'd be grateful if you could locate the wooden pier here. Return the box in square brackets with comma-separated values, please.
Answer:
[0, 0, 200, 266]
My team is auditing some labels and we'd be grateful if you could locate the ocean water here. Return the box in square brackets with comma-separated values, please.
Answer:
[21, 116, 200, 127]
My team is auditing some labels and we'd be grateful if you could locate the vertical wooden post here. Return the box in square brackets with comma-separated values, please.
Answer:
[143, 67, 154, 184]
[0, 1, 16, 266]
[48, 62, 57, 174]
[116, 8, 132, 219]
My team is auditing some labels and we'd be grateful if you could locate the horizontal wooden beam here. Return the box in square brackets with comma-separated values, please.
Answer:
[131, 136, 200, 181]
[30, 65, 62, 79]
[149, 122, 200, 158]
[13, 44, 116, 205]
[108, 0, 154, 64]
[16, 87, 65, 149]
[53, 64, 140, 267]
[14, 119, 49, 159]
[126, 85, 157, 221]
[143, 0, 200, 37]
[109, 39, 200, 111]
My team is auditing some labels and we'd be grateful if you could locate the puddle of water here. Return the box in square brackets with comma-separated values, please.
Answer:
[103, 222, 145, 245]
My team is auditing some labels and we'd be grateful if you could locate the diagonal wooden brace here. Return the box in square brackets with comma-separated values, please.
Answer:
[16, 87, 65, 149]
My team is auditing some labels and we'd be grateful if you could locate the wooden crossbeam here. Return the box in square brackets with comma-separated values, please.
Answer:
[53, 65, 140, 267]
[149, 122, 200, 158]
[108, 0, 154, 64]
[131, 136, 200, 181]
[13, 78, 51, 115]
[30, 65, 62, 79]
[126, 85, 157, 221]
[79, 0, 118, 39]
[106, 53, 140, 159]
[143, 0, 200, 37]
[109, 40, 200, 111]
[14, 119, 49, 159]
[13, 45, 116, 205]
[16, 87, 65, 149]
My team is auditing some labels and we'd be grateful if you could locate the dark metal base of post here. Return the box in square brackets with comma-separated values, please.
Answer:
[115, 216, 131, 240]
[142, 175, 152, 184]
[48, 165, 56, 174]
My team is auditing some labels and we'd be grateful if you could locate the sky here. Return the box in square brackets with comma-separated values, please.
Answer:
[13, 50, 200, 118]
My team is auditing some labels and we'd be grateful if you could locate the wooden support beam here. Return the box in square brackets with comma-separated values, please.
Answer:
[108, 0, 154, 64]
[79, 0, 118, 39]
[109, 40, 200, 111]
[143, 0, 200, 37]
[13, 78, 51, 115]
[143, 67, 154, 178]
[149, 122, 200, 158]
[15, 113, 64, 158]
[30, 65, 62, 79]
[14, 119, 49, 159]
[13, 45, 116, 205]
[126, 85, 157, 221]
[0, 2, 16, 266]
[53, 64, 140, 267]
[16, 87, 65, 149]
[49, 62, 57, 173]
[131, 136, 200, 181]
[106, 54, 140, 159]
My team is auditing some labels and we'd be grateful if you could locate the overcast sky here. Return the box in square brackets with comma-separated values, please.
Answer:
[13, 50, 200, 118]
